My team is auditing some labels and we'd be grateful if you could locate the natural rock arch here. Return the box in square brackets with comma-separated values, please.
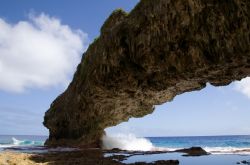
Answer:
[44, 0, 250, 147]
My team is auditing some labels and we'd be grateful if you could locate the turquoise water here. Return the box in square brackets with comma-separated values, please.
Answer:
[1, 135, 250, 154]
[148, 135, 250, 148]
[103, 134, 250, 154]
[147, 135, 250, 154]
[1, 135, 250, 164]
[105, 135, 250, 164]
[0, 135, 79, 153]
[0, 135, 46, 146]
[0, 135, 46, 152]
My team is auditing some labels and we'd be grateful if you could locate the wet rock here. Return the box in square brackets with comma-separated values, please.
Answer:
[176, 147, 209, 156]
[44, 0, 250, 147]
[153, 160, 179, 165]
[111, 148, 122, 152]
[111, 155, 128, 162]
[129, 160, 179, 165]
[241, 160, 250, 164]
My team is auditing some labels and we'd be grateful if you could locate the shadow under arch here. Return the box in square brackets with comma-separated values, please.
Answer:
[105, 82, 250, 138]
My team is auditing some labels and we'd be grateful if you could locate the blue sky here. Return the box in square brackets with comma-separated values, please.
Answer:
[0, 0, 249, 136]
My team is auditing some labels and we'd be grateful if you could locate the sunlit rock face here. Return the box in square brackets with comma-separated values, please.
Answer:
[44, 0, 250, 147]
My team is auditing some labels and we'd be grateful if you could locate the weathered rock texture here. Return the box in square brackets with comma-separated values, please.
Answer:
[44, 0, 250, 147]
[176, 147, 209, 156]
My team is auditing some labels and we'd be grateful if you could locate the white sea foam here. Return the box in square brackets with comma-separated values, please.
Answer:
[101, 134, 178, 152]
[102, 134, 250, 155]
[0, 138, 22, 148]
[0, 137, 45, 149]
[12, 137, 23, 145]
[204, 147, 250, 155]
[0, 137, 78, 153]
[0, 144, 16, 148]
[102, 134, 156, 151]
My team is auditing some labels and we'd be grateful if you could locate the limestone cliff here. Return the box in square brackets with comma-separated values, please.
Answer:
[44, 0, 250, 147]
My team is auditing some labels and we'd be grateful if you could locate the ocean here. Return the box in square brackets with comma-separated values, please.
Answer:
[148, 135, 250, 154]
[0, 135, 79, 153]
[102, 134, 250, 155]
[1, 135, 250, 154]
[102, 134, 250, 164]
[0, 135, 46, 152]
[1, 135, 250, 164]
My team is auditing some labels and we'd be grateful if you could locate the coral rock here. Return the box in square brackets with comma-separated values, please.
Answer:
[44, 0, 250, 147]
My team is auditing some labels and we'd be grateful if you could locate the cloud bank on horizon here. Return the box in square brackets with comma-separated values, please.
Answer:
[0, 13, 88, 93]
[235, 77, 250, 99]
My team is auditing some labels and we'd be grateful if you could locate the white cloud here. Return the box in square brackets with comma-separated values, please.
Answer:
[0, 13, 88, 92]
[235, 77, 250, 98]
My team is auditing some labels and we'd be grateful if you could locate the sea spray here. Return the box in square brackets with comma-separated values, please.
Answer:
[0, 136, 80, 153]
[0, 137, 45, 151]
[12, 137, 22, 145]
[11, 137, 44, 146]
[204, 147, 250, 155]
[102, 133, 154, 151]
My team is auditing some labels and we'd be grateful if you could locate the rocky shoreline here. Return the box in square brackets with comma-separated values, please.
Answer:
[0, 150, 177, 165]
[1, 147, 250, 165]
[0, 147, 211, 165]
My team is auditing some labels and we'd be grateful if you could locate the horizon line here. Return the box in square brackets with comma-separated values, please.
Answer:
[145, 134, 250, 138]
[1, 134, 249, 137]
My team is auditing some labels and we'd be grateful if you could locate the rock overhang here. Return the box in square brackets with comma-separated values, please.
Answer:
[44, 0, 250, 147]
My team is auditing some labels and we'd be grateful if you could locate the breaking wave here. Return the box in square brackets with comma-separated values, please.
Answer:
[0, 137, 44, 149]
[204, 147, 250, 155]
[102, 134, 170, 151]
[102, 134, 155, 151]
[12, 137, 44, 146]
[102, 134, 250, 155]
[0, 137, 78, 153]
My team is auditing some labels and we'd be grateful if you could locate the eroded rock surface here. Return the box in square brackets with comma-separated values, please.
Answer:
[44, 0, 250, 147]
[176, 147, 209, 156]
